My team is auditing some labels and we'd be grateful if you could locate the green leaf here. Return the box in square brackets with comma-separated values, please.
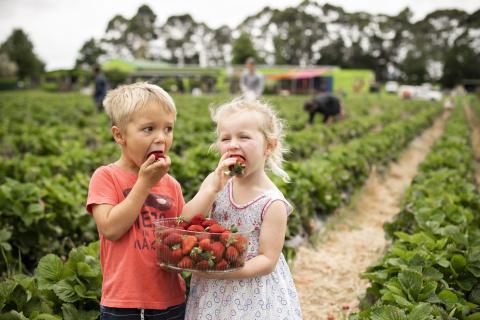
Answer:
[418, 280, 437, 301]
[0, 310, 29, 320]
[53, 280, 78, 303]
[35, 254, 65, 290]
[398, 270, 422, 301]
[465, 312, 480, 320]
[438, 289, 458, 309]
[450, 254, 466, 273]
[469, 285, 480, 304]
[371, 305, 407, 320]
[62, 304, 98, 320]
[76, 262, 96, 278]
[0, 280, 17, 300]
[32, 314, 61, 320]
[407, 303, 433, 320]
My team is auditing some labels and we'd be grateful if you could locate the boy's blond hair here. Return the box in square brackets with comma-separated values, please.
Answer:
[210, 98, 290, 183]
[103, 82, 176, 129]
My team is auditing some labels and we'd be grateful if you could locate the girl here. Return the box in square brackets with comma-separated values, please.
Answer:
[182, 98, 302, 319]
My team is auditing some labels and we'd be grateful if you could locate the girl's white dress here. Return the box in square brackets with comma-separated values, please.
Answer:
[185, 179, 302, 320]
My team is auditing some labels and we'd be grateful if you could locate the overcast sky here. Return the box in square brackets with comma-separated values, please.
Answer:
[0, 0, 478, 70]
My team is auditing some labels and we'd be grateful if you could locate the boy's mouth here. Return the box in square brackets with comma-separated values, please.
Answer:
[147, 150, 165, 160]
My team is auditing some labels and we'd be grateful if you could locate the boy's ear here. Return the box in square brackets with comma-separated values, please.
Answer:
[111, 126, 125, 145]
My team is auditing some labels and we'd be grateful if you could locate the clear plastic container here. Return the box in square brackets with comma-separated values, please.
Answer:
[154, 217, 253, 273]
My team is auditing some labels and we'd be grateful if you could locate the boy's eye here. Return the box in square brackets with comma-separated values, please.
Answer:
[165, 127, 173, 134]
[143, 127, 153, 133]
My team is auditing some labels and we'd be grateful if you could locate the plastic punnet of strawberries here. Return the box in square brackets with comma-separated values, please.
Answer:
[154, 214, 251, 272]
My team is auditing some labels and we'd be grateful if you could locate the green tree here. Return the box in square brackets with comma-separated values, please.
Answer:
[0, 29, 44, 79]
[442, 35, 480, 88]
[126, 4, 157, 58]
[231, 33, 258, 65]
[75, 38, 106, 69]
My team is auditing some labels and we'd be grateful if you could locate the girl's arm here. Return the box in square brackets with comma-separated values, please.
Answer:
[198, 200, 288, 279]
[181, 153, 237, 221]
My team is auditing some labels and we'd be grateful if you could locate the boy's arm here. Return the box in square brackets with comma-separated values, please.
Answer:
[197, 201, 287, 279]
[92, 156, 170, 241]
[92, 179, 151, 241]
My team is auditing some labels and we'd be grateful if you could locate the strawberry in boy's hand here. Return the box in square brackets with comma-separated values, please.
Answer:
[227, 155, 246, 176]
[147, 151, 165, 161]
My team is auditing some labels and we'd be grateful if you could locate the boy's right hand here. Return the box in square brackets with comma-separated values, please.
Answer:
[138, 154, 171, 188]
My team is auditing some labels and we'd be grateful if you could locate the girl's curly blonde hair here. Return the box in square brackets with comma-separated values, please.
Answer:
[210, 98, 290, 183]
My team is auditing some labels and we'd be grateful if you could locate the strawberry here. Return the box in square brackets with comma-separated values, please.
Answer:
[177, 256, 194, 269]
[225, 246, 239, 262]
[215, 259, 229, 270]
[156, 244, 172, 264]
[190, 247, 203, 262]
[196, 233, 210, 242]
[202, 219, 219, 228]
[232, 235, 248, 254]
[199, 238, 213, 251]
[182, 235, 197, 255]
[211, 241, 225, 262]
[163, 232, 182, 246]
[159, 229, 176, 240]
[178, 220, 190, 230]
[220, 231, 232, 245]
[196, 259, 214, 270]
[171, 246, 183, 263]
[190, 213, 205, 226]
[228, 156, 246, 176]
[187, 224, 205, 232]
[148, 151, 165, 160]
[206, 224, 226, 234]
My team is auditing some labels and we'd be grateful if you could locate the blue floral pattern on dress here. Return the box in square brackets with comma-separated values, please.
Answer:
[185, 179, 302, 319]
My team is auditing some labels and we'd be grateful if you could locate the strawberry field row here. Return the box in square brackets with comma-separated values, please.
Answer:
[353, 103, 480, 319]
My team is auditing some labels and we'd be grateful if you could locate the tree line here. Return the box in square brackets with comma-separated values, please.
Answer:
[1, 0, 479, 88]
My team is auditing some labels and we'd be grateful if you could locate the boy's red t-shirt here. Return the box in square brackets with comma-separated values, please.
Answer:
[86, 164, 186, 309]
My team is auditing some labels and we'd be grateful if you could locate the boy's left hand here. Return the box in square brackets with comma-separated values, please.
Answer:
[139, 154, 171, 188]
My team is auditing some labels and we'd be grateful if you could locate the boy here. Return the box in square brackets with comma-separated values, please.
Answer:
[86, 83, 186, 319]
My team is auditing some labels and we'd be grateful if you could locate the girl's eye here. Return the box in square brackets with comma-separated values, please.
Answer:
[143, 127, 153, 133]
[221, 138, 230, 142]
[240, 136, 249, 139]
[165, 127, 173, 134]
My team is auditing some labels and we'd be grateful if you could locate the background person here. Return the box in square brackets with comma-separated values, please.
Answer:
[304, 92, 345, 125]
[240, 57, 264, 100]
[93, 64, 108, 112]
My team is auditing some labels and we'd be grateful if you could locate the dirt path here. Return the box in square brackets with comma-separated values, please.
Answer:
[464, 104, 480, 185]
[292, 111, 449, 320]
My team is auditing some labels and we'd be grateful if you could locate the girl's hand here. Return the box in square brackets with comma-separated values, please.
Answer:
[138, 154, 171, 188]
[206, 152, 238, 193]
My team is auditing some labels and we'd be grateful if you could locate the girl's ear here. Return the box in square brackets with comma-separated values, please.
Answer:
[265, 139, 277, 156]
[111, 126, 125, 145]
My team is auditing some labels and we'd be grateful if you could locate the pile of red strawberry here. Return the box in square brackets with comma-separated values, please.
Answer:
[155, 214, 249, 272]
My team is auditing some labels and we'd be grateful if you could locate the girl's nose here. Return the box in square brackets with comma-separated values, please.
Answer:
[228, 139, 240, 150]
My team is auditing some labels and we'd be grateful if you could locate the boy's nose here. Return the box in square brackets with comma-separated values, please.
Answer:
[154, 132, 166, 144]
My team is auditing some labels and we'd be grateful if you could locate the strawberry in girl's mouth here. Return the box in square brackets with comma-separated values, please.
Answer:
[147, 151, 165, 161]
[228, 155, 246, 176]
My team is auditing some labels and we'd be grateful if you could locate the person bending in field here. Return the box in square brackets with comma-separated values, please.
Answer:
[304, 93, 345, 125]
